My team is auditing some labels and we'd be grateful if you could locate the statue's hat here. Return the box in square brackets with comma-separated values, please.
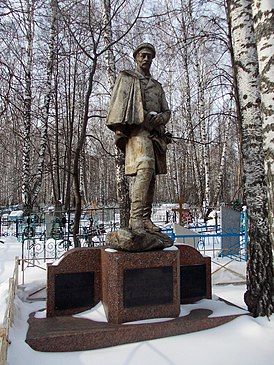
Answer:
[133, 43, 156, 59]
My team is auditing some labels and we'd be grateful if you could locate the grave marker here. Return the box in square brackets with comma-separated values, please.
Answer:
[220, 206, 241, 257]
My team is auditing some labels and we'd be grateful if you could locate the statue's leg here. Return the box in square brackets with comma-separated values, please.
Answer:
[129, 168, 154, 234]
[143, 174, 161, 232]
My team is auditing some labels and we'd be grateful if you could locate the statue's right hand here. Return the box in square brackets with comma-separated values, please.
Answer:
[115, 125, 127, 137]
[150, 113, 164, 126]
[115, 130, 127, 137]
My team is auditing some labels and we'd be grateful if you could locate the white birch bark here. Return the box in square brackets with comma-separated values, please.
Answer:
[102, 0, 130, 228]
[22, 0, 34, 215]
[211, 118, 230, 206]
[179, 10, 203, 205]
[201, 107, 210, 208]
[252, 0, 274, 244]
[228, 0, 273, 317]
[189, 3, 211, 208]
[171, 142, 180, 198]
[102, 0, 116, 88]
[32, 0, 57, 204]
[195, 54, 210, 209]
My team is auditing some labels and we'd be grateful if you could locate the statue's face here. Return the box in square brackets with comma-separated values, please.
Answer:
[135, 48, 153, 74]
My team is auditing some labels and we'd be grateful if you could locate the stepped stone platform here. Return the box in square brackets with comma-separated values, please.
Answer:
[25, 244, 247, 352]
[26, 303, 247, 352]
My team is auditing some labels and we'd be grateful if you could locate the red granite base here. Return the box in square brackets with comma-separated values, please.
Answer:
[26, 306, 246, 352]
[101, 248, 180, 323]
[176, 245, 212, 303]
[47, 248, 101, 317]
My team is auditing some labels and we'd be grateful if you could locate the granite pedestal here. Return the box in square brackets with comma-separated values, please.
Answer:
[47, 247, 101, 317]
[38, 241, 214, 351]
[176, 244, 211, 303]
[101, 248, 180, 324]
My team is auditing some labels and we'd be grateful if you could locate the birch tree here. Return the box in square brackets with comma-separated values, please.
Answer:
[0, 0, 248, 217]
[72, 54, 98, 247]
[228, 0, 273, 317]
[7, 0, 57, 215]
[102, 0, 130, 228]
[168, 8, 203, 204]
[21, 0, 34, 215]
[57, 0, 145, 245]
[252, 0, 274, 244]
[31, 0, 57, 206]
[211, 114, 231, 207]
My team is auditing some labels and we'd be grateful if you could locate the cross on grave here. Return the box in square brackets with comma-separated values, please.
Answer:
[172, 197, 191, 225]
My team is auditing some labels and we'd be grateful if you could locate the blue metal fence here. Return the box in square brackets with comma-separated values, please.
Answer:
[163, 209, 248, 261]
[0, 206, 248, 269]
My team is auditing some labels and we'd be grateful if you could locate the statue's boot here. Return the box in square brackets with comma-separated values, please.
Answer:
[143, 174, 161, 232]
[129, 168, 154, 235]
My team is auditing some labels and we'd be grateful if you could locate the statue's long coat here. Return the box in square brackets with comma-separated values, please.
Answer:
[106, 70, 171, 175]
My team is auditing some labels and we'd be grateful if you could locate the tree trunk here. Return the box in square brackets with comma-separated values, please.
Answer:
[211, 117, 230, 206]
[252, 0, 274, 245]
[32, 0, 57, 204]
[72, 58, 98, 247]
[189, 1, 210, 208]
[102, 0, 130, 228]
[64, 51, 78, 211]
[228, 0, 273, 317]
[172, 8, 203, 204]
[22, 0, 34, 216]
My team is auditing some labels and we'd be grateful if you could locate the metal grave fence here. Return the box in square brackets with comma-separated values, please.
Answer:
[0, 205, 248, 280]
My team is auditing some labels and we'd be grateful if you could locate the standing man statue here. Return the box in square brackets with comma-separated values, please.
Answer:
[106, 43, 171, 235]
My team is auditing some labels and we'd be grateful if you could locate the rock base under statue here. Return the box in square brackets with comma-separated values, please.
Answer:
[105, 228, 174, 251]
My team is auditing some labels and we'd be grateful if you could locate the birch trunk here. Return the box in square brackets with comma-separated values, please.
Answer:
[170, 142, 180, 199]
[201, 104, 210, 208]
[31, 0, 57, 204]
[252, 0, 274, 245]
[22, 0, 34, 216]
[169, 6, 203, 205]
[64, 50, 78, 211]
[211, 117, 230, 206]
[228, 0, 273, 317]
[188, 0, 210, 207]
[194, 52, 210, 209]
[72, 58, 97, 247]
[102, 0, 130, 228]
[179, 9, 203, 205]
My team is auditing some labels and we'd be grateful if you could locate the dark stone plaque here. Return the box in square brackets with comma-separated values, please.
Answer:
[123, 266, 173, 308]
[180, 264, 206, 300]
[55, 272, 94, 310]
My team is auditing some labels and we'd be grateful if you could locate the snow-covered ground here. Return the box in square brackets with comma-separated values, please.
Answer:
[1, 236, 274, 365]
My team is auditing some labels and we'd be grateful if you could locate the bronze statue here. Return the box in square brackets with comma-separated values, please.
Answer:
[106, 43, 171, 236]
